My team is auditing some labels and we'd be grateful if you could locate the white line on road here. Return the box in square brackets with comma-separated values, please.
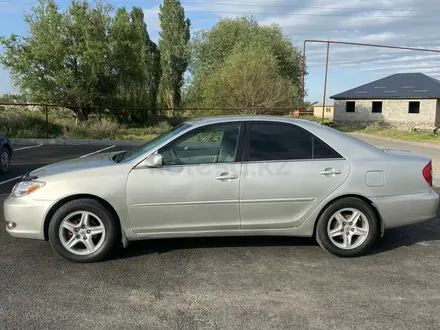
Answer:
[0, 176, 22, 186]
[80, 145, 116, 158]
[13, 144, 43, 151]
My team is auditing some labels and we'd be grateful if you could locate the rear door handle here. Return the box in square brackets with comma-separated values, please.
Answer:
[320, 168, 342, 176]
[216, 173, 238, 181]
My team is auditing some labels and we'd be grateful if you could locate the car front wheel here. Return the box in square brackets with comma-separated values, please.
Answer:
[48, 199, 120, 263]
[316, 197, 379, 257]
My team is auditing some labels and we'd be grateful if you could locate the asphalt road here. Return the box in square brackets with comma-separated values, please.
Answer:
[1, 143, 440, 329]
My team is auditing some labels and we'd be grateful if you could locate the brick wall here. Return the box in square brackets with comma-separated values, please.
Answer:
[436, 100, 440, 126]
[334, 99, 438, 128]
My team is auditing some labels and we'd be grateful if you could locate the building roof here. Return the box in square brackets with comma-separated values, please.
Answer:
[330, 73, 440, 100]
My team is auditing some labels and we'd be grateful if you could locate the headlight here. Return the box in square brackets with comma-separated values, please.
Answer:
[11, 181, 45, 198]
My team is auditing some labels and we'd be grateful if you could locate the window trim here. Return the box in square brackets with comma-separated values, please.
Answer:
[157, 121, 246, 166]
[242, 121, 344, 163]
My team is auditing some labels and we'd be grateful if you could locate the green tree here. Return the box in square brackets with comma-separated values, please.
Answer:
[203, 45, 298, 113]
[110, 7, 161, 123]
[0, 0, 161, 122]
[0, 0, 114, 121]
[158, 0, 191, 109]
[187, 16, 304, 109]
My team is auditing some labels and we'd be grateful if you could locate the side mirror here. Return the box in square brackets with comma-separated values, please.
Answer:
[143, 153, 163, 168]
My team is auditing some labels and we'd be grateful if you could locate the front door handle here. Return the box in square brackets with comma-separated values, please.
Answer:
[216, 173, 238, 181]
[320, 168, 342, 176]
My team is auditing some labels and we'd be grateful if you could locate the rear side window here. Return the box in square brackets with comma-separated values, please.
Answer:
[313, 138, 341, 159]
[246, 123, 341, 161]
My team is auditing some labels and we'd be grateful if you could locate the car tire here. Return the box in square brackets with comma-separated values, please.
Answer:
[316, 197, 379, 258]
[48, 199, 120, 263]
[0, 147, 10, 173]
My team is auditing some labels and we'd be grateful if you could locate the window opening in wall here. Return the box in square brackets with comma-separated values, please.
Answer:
[372, 101, 382, 113]
[346, 101, 355, 112]
[408, 101, 420, 114]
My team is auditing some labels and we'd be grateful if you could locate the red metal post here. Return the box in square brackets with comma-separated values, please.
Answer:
[45, 105, 48, 139]
[304, 39, 440, 54]
[321, 42, 330, 124]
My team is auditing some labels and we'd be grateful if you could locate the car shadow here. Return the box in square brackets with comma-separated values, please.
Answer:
[111, 215, 440, 260]
[371, 217, 440, 255]
[110, 235, 318, 260]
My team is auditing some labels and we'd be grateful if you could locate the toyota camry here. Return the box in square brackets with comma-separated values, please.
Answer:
[4, 116, 439, 262]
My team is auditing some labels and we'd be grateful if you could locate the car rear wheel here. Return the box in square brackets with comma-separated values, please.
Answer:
[48, 199, 120, 263]
[316, 197, 379, 257]
[0, 147, 10, 173]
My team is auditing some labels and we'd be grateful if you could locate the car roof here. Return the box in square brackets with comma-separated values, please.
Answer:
[186, 115, 316, 127]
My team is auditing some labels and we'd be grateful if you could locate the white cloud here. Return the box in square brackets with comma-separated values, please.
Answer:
[184, 0, 440, 77]
[360, 32, 400, 43]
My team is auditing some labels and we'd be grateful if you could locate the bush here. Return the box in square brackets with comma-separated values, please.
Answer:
[0, 111, 48, 137]
[61, 118, 121, 140]
[0, 110, 175, 140]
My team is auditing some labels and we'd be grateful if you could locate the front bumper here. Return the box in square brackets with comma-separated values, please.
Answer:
[4, 195, 52, 240]
[371, 190, 439, 230]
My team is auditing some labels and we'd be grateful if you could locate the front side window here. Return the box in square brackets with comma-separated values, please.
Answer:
[120, 123, 191, 162]
[247, 123, 341, 162]
[161, 123, 241, 165]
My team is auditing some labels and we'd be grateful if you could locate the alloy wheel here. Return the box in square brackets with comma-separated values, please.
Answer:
[1, 150, 9, 170]
[327, 208, 370, 250]
[59, 211, 106, 256]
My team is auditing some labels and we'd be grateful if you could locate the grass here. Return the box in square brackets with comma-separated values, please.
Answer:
[359, 129, 440, 144]
[2, 109, 440, 144]
[331, 122, 440, 144]
[0, 109, 175, 140]
[297, 116, 440, 144]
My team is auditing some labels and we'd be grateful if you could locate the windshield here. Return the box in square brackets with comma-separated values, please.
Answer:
[119, 123, 191, 162]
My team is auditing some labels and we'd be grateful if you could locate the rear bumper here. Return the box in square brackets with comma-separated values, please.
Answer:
[371, 190, 439, 229]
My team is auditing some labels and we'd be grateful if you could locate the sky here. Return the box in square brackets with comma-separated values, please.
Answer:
[1, 0, 440, 105]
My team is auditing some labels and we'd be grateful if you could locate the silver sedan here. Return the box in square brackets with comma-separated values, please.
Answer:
[4, 116, 439, 262]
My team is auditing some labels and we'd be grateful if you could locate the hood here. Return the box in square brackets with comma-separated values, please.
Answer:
[30, 152, 116, 177]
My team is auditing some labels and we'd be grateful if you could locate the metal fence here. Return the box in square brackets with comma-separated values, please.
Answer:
[0, 103, 315, 139]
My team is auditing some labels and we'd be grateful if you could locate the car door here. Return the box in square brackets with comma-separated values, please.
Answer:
[126, 122, 244, 235]
[239, 121, 351, 230]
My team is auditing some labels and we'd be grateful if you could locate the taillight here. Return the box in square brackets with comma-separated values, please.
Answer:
[422, 161, 433, 187]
